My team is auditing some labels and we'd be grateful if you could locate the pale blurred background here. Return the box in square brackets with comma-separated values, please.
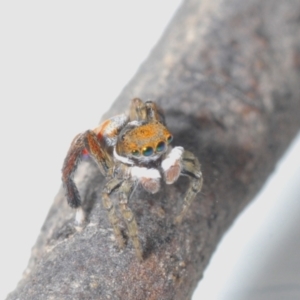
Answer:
[1, 1, 299, 299]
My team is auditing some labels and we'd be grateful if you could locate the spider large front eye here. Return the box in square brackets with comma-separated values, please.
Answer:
[167, 135, 173, 144]
[156, 141, 166, 152]
[132, 150, 140, 157]
[142, 146, 154, 156]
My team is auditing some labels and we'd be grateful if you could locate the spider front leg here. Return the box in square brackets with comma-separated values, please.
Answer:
[62, 130, 110, 227]
[162, 147, 203, 223]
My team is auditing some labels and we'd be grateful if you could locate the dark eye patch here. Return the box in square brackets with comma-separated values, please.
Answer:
[132, 150, 140, 156]
[156, 141, 166, 152]
[142, 146, 153, 156]
[167, 135, 173, 144]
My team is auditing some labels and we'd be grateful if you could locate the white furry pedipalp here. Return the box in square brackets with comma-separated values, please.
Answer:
[161, 146, 184, 171]
[130, 166, 161, 180]
[130, 166, 161, 194]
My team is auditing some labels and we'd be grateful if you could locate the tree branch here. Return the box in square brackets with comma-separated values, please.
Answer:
[8, 0, 300, 299]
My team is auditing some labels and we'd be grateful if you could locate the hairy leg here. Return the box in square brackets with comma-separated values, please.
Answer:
[62, 133, 86, 209]
[62, 130, 109, 222]
[83, 130, 111, 175]
[129, 98, 165, 124]
[129, 98, 148, 121]
[118, 180, 143, 261]
[102, 178, 125, 248]
[145, 101, 166, 124]
[175, 150, 203, 223]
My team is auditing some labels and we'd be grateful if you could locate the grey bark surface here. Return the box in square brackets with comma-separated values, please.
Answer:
[7, 0, 300, 299]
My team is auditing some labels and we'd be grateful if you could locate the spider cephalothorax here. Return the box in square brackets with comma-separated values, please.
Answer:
[116, 120, 172, 163]
[62, 98, 203, 260]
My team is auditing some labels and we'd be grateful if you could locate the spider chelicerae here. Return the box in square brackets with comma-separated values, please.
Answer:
[62, 98, 203, 260]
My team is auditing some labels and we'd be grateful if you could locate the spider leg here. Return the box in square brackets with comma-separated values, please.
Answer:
[175, 150, 203, 224]
[129, 98, 166, 124]
[118, 180, 143, 261]
[62, 130, 110, 224]
[62, 133, 86, 209]
[129, 98, 147, 121]
[83, 130, 112, 174]
[102, 178, 125, 248]
[145, 101, 166, 124]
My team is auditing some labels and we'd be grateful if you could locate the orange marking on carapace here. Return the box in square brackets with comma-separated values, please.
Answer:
[132, 123, 160, 139]
[116, 122, 171, 156]
[129, 123, 170, 141]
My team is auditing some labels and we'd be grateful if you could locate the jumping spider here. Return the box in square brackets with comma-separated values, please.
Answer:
[62, 98, 203, 260]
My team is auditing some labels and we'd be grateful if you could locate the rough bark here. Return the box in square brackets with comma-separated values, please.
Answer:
[8, 0, 300, 299]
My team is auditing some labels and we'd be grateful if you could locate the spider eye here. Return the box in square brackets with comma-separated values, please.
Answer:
[132, 150, 140, 156]
[156, 141, 166, 152]
[142, 146, 154, 156]
[167, 135, 173, 144]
